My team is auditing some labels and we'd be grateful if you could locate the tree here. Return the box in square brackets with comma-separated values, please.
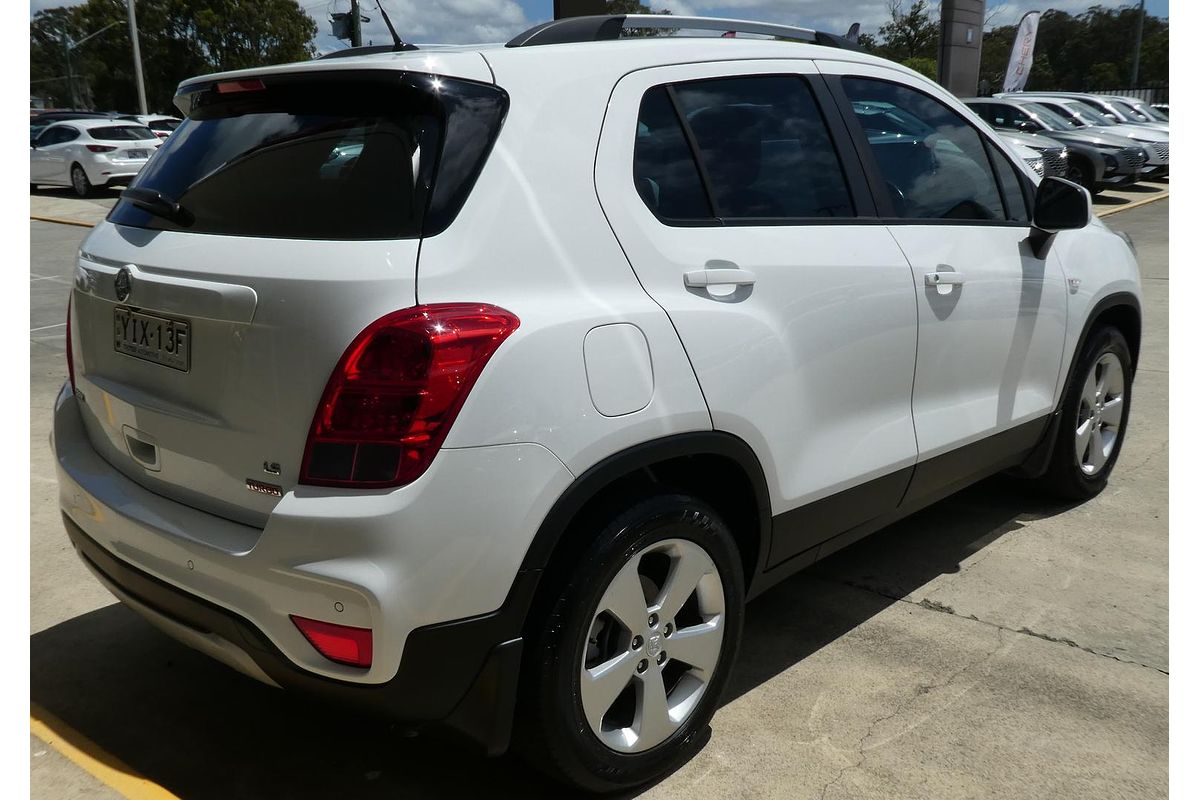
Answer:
[870, 0, 939, 62]
[30, 0, 316, 113]
[605, 0, 673, 37]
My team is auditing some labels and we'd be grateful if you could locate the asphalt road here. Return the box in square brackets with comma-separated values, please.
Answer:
[29, 201, 1168, 799]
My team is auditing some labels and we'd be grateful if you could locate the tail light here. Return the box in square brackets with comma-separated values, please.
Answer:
[291, 616, 372, 668]
[300, 304, 519, 488]
[66, 295, 75, 393]
[85, 144, 116, 153]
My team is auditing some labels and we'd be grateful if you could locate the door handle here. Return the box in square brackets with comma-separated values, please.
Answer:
[684, 268, 757, 288]
[924, 272, 965, 287]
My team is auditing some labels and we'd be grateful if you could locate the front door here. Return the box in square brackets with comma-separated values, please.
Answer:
[826, 64, 1068, 494]
[596, 61, 920, 567]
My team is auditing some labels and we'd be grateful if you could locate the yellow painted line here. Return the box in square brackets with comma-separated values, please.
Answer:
[1096, 190, 1168, 217]
[30, 214, 96, 228]
[30, 703, 180, 800]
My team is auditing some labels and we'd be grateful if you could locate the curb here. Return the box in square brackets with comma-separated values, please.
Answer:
[1096, 191, 1168, 218]
[30, 214, 97, 228]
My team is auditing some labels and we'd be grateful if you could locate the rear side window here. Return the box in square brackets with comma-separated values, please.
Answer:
[90, 125, 155, 141]
[108, 73, 507, 240]
[633, 75, 854, 223]
[843, 78, 1006, 222]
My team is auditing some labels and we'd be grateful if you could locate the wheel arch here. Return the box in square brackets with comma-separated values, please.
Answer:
[1074, 291, 1142, 377]
[516, 432, 773, 639]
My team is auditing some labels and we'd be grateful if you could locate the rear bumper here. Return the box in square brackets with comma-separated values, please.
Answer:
[53, 382, 572, 751]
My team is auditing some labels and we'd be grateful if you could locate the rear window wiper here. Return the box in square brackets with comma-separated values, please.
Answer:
[121, 187, 194, 226]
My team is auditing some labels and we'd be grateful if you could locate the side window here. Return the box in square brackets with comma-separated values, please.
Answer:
[59, 127, 80, 143]
[842, 78, 1006, 222]
[984, 139, 1030, 224]
[671, 76, 854, 219]
[36, 127, 64, 146]
[633, 87, 713, 221]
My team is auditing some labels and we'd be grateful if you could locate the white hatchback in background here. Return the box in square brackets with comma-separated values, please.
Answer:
[30, 119, 162, 196]
[53, 14, 1143, 793]
[117, 114, 183, 139]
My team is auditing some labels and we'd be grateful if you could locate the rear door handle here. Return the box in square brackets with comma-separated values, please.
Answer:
[684, 268, 757, 288]
[924, 272, 965, 287]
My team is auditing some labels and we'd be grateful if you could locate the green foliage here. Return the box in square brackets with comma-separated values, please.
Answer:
[900, 56, 938, 80]
[861, 1, 939, 62]
[30, 0, 317, 113]
[606, 0, 674, 37]
[978, 5, 1168, 92]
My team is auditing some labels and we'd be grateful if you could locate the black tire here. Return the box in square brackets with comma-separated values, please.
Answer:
[70, 163, 94, 198]
[1039, 325, 1133, 500]
[518, 494, 745, 793]
[1065, 156, 1097, 196]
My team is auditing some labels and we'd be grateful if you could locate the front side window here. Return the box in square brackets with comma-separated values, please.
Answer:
[633, 75, 854, 222]
[842, 78, 1005, 221]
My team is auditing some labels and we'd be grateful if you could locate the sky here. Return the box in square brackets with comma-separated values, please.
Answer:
[30, 1, 1170, 53]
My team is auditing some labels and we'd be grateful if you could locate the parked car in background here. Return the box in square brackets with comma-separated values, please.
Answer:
[1007, 139, 1046, 178]
[1012, 91, 1169, 133]
[31, 110, 118, 125]
[1011, 95, 1168, 178]
[30, 119, 162, 196]
[965, 97, 1146, 193]
[117, 114, 183, 139]
[1100, 96, 1169, 126]
[1151, 103, 1168, 118]
[998, 129, 1068, 178]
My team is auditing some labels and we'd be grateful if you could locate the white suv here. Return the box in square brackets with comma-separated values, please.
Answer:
[53, 15, 1142, 792]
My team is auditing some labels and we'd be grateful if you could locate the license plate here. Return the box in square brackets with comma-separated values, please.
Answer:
[125, 149, 150, 159]
[114, 307, 190, 371]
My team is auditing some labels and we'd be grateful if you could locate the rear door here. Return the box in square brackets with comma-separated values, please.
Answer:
[69, 68, 505, 526]
[596, 60, 919, 567]
[822, 63, 1068, 492]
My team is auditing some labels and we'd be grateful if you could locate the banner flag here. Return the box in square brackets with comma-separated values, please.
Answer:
[1003, 11, 1041, 92]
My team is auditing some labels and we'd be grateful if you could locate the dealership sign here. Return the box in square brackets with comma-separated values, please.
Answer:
[1004, 11, 1041, 92]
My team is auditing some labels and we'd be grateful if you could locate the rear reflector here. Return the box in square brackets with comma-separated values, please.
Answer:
[300, 304, 519, 488]
[290, 615, 373, 668]
[215, 79, 266, 94]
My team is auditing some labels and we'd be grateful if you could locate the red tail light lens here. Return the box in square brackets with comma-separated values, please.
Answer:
[300, 304, 519, 488]
[85, 144, 116, 153]
[290, 615, 372, 668]
[66, 295, 75, 393]
[216, 78, 266, 94]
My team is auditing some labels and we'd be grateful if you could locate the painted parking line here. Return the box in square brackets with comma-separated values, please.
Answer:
[30, 322, 66, 333]
[1096, 191, 1168, 217]
[30, 214, 96, 228]
[31, 703, 180, 800]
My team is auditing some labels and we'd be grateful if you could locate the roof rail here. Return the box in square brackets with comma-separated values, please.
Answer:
[316, 43, 418, 60]
[505, 14, 860, 51]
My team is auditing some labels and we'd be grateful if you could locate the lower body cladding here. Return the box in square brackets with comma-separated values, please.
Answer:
[52, 383, 572, 753]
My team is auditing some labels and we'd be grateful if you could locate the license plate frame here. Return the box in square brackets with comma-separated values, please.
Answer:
[113, 307, 190, 372]
[125, 148, 151, 159]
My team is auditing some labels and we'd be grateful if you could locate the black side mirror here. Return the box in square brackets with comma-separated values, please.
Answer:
[1034, 176, 1091, 232]
[1030, 176, 1091, 258]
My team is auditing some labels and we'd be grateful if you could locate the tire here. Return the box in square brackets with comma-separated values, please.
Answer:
[1039, 325, 1133, 500]
[1066, 156, 1097, 196]
[70, 164, 94, 198]
[518, 494, 745, 793]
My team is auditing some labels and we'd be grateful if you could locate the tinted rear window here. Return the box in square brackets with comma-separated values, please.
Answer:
[91, 125, 156, 140]
[108, 72, 507, 240]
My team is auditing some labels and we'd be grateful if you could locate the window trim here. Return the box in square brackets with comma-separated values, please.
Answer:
[831, 75, 1036, 228]
[633, 72, 873, 228]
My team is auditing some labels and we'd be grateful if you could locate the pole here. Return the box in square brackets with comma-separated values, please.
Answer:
[62, 29, 77, 109]
[127, 0, 148, 114]
[350, 0, 363, 47]
[1130, 0, 1145, 87]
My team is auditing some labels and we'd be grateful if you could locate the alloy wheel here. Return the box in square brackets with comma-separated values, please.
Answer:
[579, 537, 725, 754]
[72, 166, 88, 196]
[1075, 351, 1125, 475]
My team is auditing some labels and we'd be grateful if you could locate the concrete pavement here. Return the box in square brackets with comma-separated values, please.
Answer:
[29, 202, 1168, 798]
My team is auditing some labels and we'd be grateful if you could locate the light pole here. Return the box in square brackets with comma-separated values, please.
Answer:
[127, 0, 148, 114]
[61, 20, 120, 109]
[1130, 0, 1145, 87]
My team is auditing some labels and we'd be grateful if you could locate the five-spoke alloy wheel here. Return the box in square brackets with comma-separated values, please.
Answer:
[520, 494, 744, 793]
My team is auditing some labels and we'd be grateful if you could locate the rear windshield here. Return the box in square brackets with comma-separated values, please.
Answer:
[108, 72, 507, 240]
[91, 125, 156, 140]
[148, 119, 180, 131]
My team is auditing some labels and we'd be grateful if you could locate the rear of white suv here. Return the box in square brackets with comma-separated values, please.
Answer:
[54, 15, 1142, 794]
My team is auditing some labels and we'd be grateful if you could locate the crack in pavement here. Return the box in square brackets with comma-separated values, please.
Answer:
[826, 577, 1169, 676]
[817, 626, 1006, 800]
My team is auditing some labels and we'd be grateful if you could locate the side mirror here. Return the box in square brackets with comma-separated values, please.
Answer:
[1030, 176, 1091, 258]
[1034, 176, 1091, 232]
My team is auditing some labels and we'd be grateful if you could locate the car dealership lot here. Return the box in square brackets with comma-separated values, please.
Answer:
[30, 199, 1166, 798]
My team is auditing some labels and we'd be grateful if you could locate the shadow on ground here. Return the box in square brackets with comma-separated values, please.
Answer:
[31, 476, 1077, 799]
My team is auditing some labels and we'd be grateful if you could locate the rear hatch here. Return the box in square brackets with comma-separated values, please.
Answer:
[69, 64, 506, 527]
